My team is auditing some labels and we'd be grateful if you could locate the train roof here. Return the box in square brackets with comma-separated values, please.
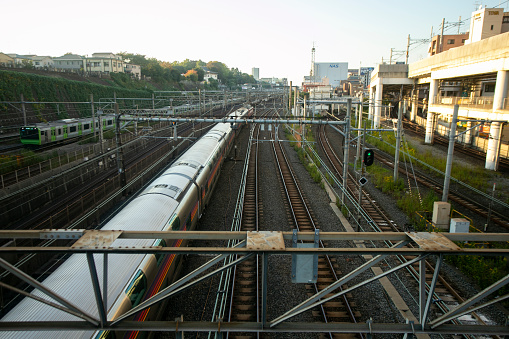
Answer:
[21, 115, 116, 129]
[1, 195, 179, 338]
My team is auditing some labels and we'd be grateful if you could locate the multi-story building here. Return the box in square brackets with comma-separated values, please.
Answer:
[53, 54, 84, 72]
[31, 56, 54, 70]
[124, 63, 141, 79]
[202, 67, 218, 82]
[84, 53, 124, 75]
[429, 33, 469, 56]
[252, 67, 259, 80]
[0, 53, 14, 67]
[466, 6, 509, 44]
[313, 62, 348, 89]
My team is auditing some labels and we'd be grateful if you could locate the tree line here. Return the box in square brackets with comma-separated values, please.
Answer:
[118, 53, 255, 90]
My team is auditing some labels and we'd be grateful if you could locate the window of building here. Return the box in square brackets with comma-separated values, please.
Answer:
[104, 62, 109, 67]
[447, 39, 455, 44]
[94, 62, 100, 67]
[503, 16, 509, 23]
[462, 39, 466, 43]
[491, 25, 494, 30]
[484, 84, 496, 93]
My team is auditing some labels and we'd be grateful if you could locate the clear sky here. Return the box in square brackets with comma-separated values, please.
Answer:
[2, 0, 509, 85]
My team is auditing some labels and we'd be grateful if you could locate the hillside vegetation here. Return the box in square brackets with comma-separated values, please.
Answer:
[0, 54, 255, 122]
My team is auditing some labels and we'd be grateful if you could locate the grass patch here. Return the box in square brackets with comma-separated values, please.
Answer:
[366, 132, 491, 191]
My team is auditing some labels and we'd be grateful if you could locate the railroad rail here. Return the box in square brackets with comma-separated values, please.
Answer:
[402, 119, 509, 172]
[227, 118, 263, 338]
[372, 145, 509, 231]
[317, 124, 499, 337]
[273, 124, 360, 338]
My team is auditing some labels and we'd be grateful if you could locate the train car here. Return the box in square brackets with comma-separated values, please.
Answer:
[2, 105, 253, 338]
[20, 115, 116, 146]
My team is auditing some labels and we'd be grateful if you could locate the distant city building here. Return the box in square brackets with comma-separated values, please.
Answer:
[252, 67, 259, 80]
[124, 63, 141, 79]
[53, 54, 84, 72]
[31, 56, 54, 70]
[466, 6, 509, 44]
[0, 53, 14, 67]
[429, 33, 469, 56]
[360, 67, 374, 89]
[7, 54, 35, 66]
[312, 62, 348, 89]
[259, 77, 286, 86]
[202, 67, 218, 82]
[85, 53, 124, 75]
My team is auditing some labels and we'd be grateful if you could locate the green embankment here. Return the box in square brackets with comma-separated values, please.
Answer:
[0, 70, 153, 119]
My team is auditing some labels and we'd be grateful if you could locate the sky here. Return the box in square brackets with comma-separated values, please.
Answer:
[2, 0, 509, 85]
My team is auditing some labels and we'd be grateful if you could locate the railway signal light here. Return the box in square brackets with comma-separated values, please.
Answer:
[364, 149, 374, 166]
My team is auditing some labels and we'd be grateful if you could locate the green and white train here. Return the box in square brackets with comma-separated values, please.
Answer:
[20, 115, 116, 146]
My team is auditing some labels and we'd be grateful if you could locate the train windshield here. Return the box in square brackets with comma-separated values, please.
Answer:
[20, 127, 39, 140]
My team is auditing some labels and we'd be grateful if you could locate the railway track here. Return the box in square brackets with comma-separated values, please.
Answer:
[402, 119, 509, 172]
[228, 122, 262, 336]
[317, 124, 497, 337]
[373, 151, 509, 230]
[272, 125, 360, 338]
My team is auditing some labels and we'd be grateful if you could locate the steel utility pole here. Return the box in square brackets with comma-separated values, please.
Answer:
[442, 104, 459, 202]
[342, 98, 352, 205]
[115, 103, 127, 192]
[288, 81, 292, 114]
[21, 94, 27, 126]
[90, 94, 96, 139]
[406, 34, 410, 64]
[394, 100, 403, 182]
[440, 18, 445, 53]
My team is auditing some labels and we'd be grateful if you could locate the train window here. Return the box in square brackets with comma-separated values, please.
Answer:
[155, 184, 168, 188]
[20, 128, 39, 140]
[107, 120, 113, 126]
[154, 239, 167, 266]
[84, 123, 90, 130]
[58, 129, 62, 135]
[169, 215, 180, 231]
[125, 270, 147, 307]
[70, 126, 77, 133]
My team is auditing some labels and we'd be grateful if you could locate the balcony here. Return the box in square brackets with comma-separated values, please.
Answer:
[433, 96, 495, 110]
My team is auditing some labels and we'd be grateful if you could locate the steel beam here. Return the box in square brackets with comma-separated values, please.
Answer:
[0, 257, 99, 326]
[429, 273, 509, 329]
[1, 320, 507, 335]
[111, 252, 254, 325]
[270, 254, 430, 327]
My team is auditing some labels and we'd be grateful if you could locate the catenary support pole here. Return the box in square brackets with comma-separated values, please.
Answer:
[342, 99, 351, 205]
[442, 104, 459, 202]
[394, 100, 403, 182]
[91, 94, 96, 139]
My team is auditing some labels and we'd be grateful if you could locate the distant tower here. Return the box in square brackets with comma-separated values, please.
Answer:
[252, 67, 259, 80]
[310, 42, 316, 80]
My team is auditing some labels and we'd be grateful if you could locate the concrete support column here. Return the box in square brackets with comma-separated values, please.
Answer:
[425, 79, 439, 144]
[493, 70, 509, 111]
[410, 91, 418, 122]
[464, 121, 473, 145]
[429, 79, 439, 105]
[374, 81, 383, 129]
[425, 112, 435, 144]
[486, 121, 503, 171]
[368, 86, 374, 121]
